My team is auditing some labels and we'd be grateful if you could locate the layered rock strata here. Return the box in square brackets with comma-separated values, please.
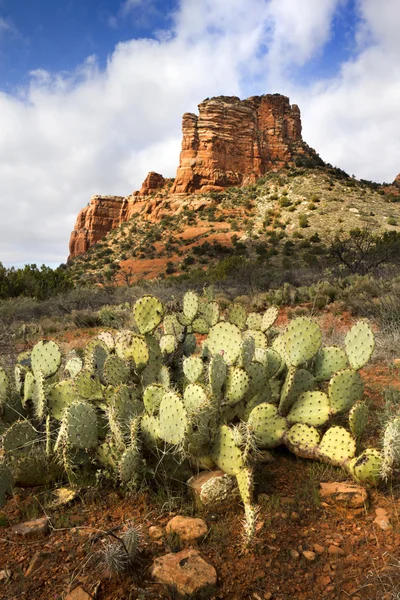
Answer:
[68, 93, 317, 259]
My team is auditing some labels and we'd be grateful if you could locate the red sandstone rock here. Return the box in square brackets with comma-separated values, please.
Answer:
[68, 93, 319, 259]
[139, 171, 165, 195]
[171, 94, 314, 194]
[151, 548, 217, 597]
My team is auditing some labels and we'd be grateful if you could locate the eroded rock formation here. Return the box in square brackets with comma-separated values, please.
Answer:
[171, 94, 313, 194]
[68, 93, 319, 259]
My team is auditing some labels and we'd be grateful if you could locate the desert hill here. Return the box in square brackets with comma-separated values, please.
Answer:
[67, 94, 400, 285]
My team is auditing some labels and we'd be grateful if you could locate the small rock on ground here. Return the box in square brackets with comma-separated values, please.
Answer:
[11, 517, 49, 537]
[65, 586, 93, 600]
[149, 525, 164, 540]
[319, 482, 368, 508]
[25, 552, 52, 578]
[187, 470, 239, 508]
[303, 551, 316, 561]
[151, 548, 217, 597]
[166, 515, 208, 542]
[374, 507, 392, 531]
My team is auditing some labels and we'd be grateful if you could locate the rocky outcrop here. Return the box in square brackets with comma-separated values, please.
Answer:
[68, 195, 125, 258]
[171, 94, 315, 194]
[68, 93, 320, 259]
[139, 171, 166, 196]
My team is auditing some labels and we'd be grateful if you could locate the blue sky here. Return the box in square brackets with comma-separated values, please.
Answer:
[0, 0, 399, 266]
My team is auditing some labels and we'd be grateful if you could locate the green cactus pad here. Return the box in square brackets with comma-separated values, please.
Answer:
[314, 346, 348, 382]
[287, 391, 330, 427]
[328, 369, 363, 415]
[212, 424, 245, 476]
[103, 356, 130, 387]
[203, 301, 220, 327]
[246, 313, 263, 331]
[64, 401, 98, 450]
[269, 378, 283, 404]
[48, 380, 76, 420]
[31, 340, 61, 378]
[318, 426, 356, 466]
[246, 362, 267, 393]
[119, 446, 142, 485]
[346, 448, 382, 486]
[254, 348, 282, 379]
[183, 356, 204, 383]
[345, 321, 375, 370]
[183, 291, 199, 321]
[159, 334, 178, 355]
[207, 322, 242, 365]
[182, 333, 197, 356]
[349, 402, 369, 439]
[279, 367, 315, 415]
[143, 384, 165, 415]
[111, 385, 143, 425]
[2, 421, 37, 454]
[192, 317, 210, 334]
[284, 423, 320, 458]
[0, 367, 10, 405]
[186, 406, 215, 454]
[236, 466, 254, 505]
[208, 354, 227, 396]
[74, 370, 104, 401]
[243, 388, 272, 419]
[248, 403, 287, 448]
[158, 365, 171, 388]
[226, 303, 247, 330]
[159, 392, 188, 445]
[271, 335, 289, 367]
[133, 295, 164, 334]
[23, 371, 35, 407]
[238, 337, 255, 371]
[261, 306, 279, 332]
[141, 414, 161, 448]
[84, 339, 109, 374]
[163, 315, 185, 340]
[65, 357, 83, 379]
[183, 384, 209, 413]
[225, 368, 250, 405]
[33, 370, 47, 419]
[281, 317, 322, 367]
[243, 329, 268, 349]
[14, 364, 26, 395]
[120, 335, 150, 371]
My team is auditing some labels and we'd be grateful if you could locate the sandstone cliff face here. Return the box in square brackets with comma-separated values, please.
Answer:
[68, 93, 318, 259]
[69, 195, 125, 258]
[171, 94, 309, 194]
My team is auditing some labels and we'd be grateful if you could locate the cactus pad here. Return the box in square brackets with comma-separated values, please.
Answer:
[285, 423, 320, 458]
[236, 466, 254, 505]
[23, 371, 35, 407]
[120, 335, 150, 371]
[192, 317, 210, 334]
[226, 303, 247, 330]
[31, 340, 61, 378]
[349, 402, 369, 439]
[183, 356, 204, 383]
[163, 315, 185, 340]
[243, 329, 268, 349]
[159, 392, 188, 445]
[328, 369, 363, 414]
[64, 401, 98, 449]
[248, 403, 287, 448]
[159, 334, 178, 355]
[225, 368, 250, 405]
[48, 380, 76, 420]
[212, 424, 245, 475]
[209, 354, 227, 396]
[279, 367, 315, 415]
[238, 337, 255, 371]
[183, 384, 209, 413]
[207, 322, 242, 365]
[103, 356, 130, 387]
[183, 291, 199, 321]
[347, 448, 382, 486]
[261, 306, 279, 332]
[133, 295, 164, 334]
[345, 321, 375, 370]
[143, 384, 165, 415]
[287, 391, 330, 427]
[281, 317, 322, 366]
[74, 370, 103, 401]
[314, 346, 348, 382]
[65, 357, 83, 379]
[318, 426, 356, 466]
[141, 414, 161, 448]
[119, 446, 141, 485]
[246, 313, 263, 331]
[2, 421, 37, 454]
[98, 331, 115, 350]
[203, 301, 220, 327]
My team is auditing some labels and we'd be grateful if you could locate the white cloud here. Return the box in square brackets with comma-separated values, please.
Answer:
[0, 0, 399, 266]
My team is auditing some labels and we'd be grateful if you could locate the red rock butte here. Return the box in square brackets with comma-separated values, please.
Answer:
[68, 93, 320, 259]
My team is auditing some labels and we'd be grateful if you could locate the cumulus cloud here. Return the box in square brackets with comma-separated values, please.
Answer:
[0, 0, 399, 266]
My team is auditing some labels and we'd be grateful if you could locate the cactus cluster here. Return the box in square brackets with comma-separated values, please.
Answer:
[0, 289, 395, 546]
